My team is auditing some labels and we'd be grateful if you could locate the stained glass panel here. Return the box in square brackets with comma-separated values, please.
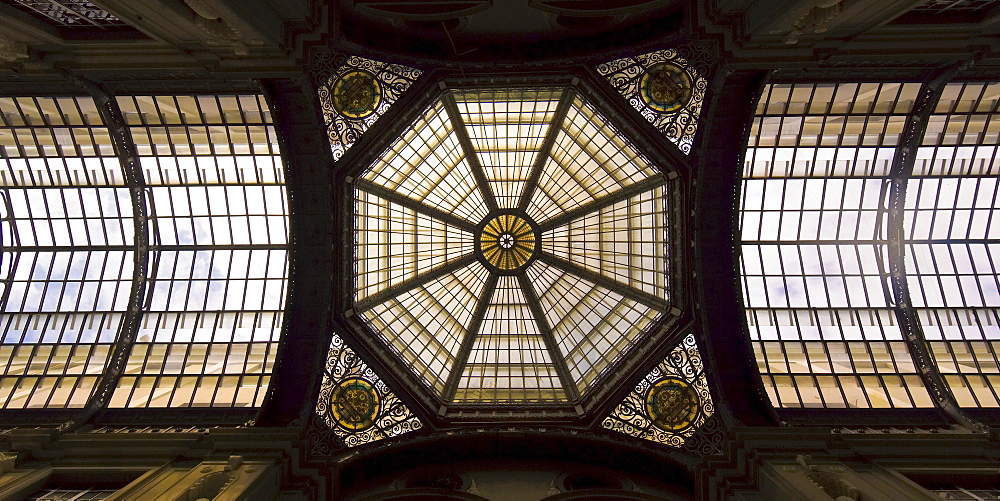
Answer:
[602, 334, 714, 446]
[596, 48, 708, 154]
[316, 333, 422, 448]
[318, 55, 422, 160]
[350, 85, 673, 407]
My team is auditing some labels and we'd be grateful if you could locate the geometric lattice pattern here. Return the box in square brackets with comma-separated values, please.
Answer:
[352, 86, 672, 405]
[602, 334, 714, 447]
[596, 48, 707, 154]
[0, 96, 119, 409]
[0, 94, 288, 410]
[317, 55, 422, 160]
[316, 333, 422, 448]
[912, 81, 1000, 408]
[109, 95, 288, 409]
[742, 82, 936, 409]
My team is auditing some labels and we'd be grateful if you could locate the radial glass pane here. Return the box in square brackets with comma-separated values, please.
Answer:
[452, 88, 562, 208]
[527, 95, 660, 224]
[361, 100, 488, 224]
[454, 276, 565, 403]
[354, 190, 475, 301]
[542, 185, 669, 299]
[360, 261, 490, 393]
[742, 82, 933, 409]
[108, 94, 287, 409]
[526, 260, 659, 392]
[351, 86, 672, 406]
[0, 96, 119, 409]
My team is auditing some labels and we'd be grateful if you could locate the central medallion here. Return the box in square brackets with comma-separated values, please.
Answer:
[477, 213, 537, 272]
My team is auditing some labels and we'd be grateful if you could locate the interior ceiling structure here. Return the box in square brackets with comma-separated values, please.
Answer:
[349, 85, 673, 408]
[1, 0, 1000, 496]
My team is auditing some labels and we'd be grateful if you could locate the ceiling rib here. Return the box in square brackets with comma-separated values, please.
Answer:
[354, 178, 479, 233]
[517, 89, 576, 211]
[536, 252, 669, 312]
[536, 175, 667, 232]
[518, 273, 582, 404]
[441, 273, 499, 404]
[354, 253, 477, 313]
[440, 92, 500, 212]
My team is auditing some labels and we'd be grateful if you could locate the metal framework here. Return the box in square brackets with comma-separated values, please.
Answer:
[741, 73, 1000, 420]
[0, 90, 289, 422]
[346, 84, 676, 412]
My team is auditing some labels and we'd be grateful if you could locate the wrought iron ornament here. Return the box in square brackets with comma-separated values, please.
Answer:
[316, 333, 422, 447]
[12, 0, 123, 27]
[602, 333, 715, 447]
[316, 55, 421, 160]
[597, 49, 707, 154]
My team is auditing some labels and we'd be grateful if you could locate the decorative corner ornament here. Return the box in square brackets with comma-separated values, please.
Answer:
[315, 333, 422, 448]
[316, 55, 422, 160]
[602, 333, 716, 449]
[596, 48, 707, 154]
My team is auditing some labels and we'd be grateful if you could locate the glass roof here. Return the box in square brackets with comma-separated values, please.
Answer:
[352, 87, 671, 405]
[0, 94, 287, 410]
[741, 81, 1000, 410]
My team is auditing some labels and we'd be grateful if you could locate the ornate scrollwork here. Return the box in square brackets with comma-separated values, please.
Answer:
[596, 48, 707, 154]
[313, 53, 422, 160]
[314, 333, 423, 449]
[602, 333, 717, 452]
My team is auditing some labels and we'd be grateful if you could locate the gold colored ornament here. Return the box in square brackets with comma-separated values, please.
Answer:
[332, 70, 382, 119]
[480, 214, 535, 271]
[331, 378, 380, 431]
[640, 62, 693, 113]
[646, 377, 699, 431]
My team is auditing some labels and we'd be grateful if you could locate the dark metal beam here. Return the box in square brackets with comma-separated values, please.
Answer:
[518, 274, 582, 406]
[354, 254, 477, 313]
[441, 273, 498, 405]
[355, 178, 479, 234]
[254, 78, 336, 428]
[440, 92, 499, 212]
[536, 252, 669, 313]
[516, 89, 575, 211]
[883, 63, 984, 432]
[536, 175, 667, 232]
[692, 69, 777, 427]
[64, 77, 149, 432]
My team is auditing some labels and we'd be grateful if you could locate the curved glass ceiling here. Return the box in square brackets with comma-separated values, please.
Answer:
[353, 87, 671, 405]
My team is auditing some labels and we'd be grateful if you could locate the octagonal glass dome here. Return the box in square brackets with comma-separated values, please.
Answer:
[351, 86, 671, 405]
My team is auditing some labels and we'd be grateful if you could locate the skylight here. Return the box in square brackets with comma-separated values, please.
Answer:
[351, 86, 672, 405]
[0, 94, 288, 410]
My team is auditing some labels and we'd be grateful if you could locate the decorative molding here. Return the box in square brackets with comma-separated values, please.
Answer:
[0, 33, 28, 64]
[0, 451, 17, 473]
[779, 0, 845, 45]
[181, 0, 256, 55]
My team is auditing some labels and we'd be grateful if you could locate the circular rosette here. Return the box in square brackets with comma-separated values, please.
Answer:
[640, 62, 693, 113]
[331, 378, 380, 431]
[332, 70, 382, 119]
[477, 213, 537, 272]
[645, 377, 700, 431]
